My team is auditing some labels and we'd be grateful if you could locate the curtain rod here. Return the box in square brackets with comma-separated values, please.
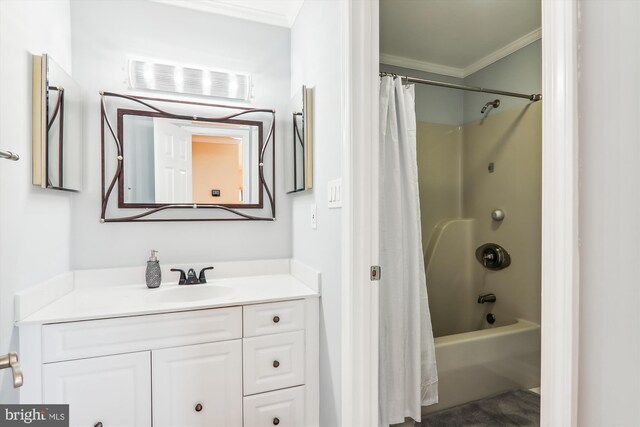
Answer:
[379, 72, 542, 102]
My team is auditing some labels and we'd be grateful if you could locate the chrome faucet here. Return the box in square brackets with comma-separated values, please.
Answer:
[477, 293, 497, 304]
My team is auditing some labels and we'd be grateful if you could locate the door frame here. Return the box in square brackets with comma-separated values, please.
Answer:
[342, 0, 580, 426]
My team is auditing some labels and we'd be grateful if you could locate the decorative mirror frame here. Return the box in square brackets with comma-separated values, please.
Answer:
[100, 92, 276, 222]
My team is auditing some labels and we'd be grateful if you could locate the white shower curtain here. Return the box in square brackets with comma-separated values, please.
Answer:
[378, 76, 438, 426]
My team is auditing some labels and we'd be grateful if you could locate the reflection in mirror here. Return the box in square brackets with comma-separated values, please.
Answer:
[291, 112, 305, 191]
[100, 92, 275, 222]
[286, 86, 313, 193]
[32, 54, 83, 191]
[120, 112, 262, 207]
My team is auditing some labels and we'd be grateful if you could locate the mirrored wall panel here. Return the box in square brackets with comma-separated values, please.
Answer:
[32, 54, 83, 192]
[286, 86, 313, 193]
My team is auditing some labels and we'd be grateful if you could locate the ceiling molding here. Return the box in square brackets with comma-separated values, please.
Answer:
[380, 27, 541, 79]
[379, 53, 464, 79]
[149, 0, 304, 28]
[463, 27, 541, 77]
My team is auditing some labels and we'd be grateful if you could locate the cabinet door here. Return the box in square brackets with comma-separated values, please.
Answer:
[43, 352, 151, 427]
[153, 340, 242, 427]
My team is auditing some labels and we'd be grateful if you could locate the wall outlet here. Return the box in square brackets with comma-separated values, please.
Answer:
[328, 178, 342, 208]
[310, 204, 317, 229]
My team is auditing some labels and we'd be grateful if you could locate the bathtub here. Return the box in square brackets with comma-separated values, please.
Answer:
[423, 318, 540, 414]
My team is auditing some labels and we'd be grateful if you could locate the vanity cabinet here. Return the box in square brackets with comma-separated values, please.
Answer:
[20, 297, 318, 427]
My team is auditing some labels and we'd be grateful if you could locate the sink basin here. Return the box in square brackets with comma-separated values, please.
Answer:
[145, 285, 234, 304]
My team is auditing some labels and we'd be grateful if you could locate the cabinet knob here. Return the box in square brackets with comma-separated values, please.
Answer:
[95, 423, 103, 427]
[273, 360, 280, 368]
[195, 403, 203, 412]
[272, 315, 280, 323]
[273, 417, 280, 425]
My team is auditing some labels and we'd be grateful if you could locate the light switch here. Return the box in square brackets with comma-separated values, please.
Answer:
[328, 178, 342, 208]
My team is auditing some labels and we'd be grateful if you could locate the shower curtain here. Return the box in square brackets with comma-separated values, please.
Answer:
[378, 76, 438, 426]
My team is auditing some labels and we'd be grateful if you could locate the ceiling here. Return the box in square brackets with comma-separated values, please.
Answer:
[380, 0, 541, 78]
[149, 0, 304, 28]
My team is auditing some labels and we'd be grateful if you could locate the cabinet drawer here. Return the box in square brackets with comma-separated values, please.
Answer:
[243, 386, 305, 427]
[42, 307, 241, 362]
[43, 352, 151, 427]
[243, 331, 305, 395]
[243, 300, 305, 337]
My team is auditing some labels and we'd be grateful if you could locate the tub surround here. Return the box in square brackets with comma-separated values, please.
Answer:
[15, 258, 319, 325]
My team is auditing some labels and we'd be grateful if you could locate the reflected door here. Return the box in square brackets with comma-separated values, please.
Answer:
[153, 119, 192, 203]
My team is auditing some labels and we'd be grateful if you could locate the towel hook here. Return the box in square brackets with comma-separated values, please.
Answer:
[0, 149, 19, 161]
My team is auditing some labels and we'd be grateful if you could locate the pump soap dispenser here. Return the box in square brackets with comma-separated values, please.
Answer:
[146, 250, 161, 288]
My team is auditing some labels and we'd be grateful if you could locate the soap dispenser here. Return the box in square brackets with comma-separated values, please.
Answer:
[146, 250, 161, 288]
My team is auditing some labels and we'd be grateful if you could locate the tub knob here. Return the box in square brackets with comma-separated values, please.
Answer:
[486, 313, 496, 324]
[475, 243, 511, 270]
[491, 209, 505, 221]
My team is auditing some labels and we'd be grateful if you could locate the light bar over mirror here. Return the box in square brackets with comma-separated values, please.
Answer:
[100, 92, 275, 222]
[128, 59, 252, 101]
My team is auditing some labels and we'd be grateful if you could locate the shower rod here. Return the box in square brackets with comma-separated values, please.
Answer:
[379, 72, 542, 102]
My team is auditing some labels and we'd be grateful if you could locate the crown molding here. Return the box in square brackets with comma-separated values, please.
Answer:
[149, 0, 304, 28]
[379, 53, 464, 78]
[463, 27, 541, 77]
[380, 27, 541, 79]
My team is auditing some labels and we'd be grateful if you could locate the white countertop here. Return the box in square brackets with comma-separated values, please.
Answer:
[15, 260, 320, 325]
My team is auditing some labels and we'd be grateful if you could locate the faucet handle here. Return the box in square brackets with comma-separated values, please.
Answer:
[199, 267, 214, 283]
[170, 269, 187, 285]
[185, 268, 199, 285]
[0, 352, 23, 388]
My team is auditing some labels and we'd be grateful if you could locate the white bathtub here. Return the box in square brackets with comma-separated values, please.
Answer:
[423, 318, 540, 414]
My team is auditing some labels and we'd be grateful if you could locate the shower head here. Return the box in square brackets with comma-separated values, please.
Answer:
[481, 99, 501, 114]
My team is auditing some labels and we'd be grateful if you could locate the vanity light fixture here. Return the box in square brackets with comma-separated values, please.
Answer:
[128, 59, 251, 101]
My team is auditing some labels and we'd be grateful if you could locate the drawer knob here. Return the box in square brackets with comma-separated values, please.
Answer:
[195, 403, 203, 412]
[273, 417, 280, 425]
[273, 315, 280, 323]
[273, 360, 280, 368]
[95, 423, 103, 427]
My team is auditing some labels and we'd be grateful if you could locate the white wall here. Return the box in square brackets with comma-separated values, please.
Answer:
[578, 1, 640, 425]
[0, 0, 73, 402]
[69, 0, 292, 269]
[290, 1, 344, 425]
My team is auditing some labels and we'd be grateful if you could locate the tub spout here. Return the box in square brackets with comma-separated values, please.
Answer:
[478, 293, 497, 304]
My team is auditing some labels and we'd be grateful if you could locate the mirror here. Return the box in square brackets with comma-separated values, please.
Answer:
[287, 86, 313, 193]
[100, 92, 275, 222]
[32, 54, 83, 191]
[119, 112, 262, 208]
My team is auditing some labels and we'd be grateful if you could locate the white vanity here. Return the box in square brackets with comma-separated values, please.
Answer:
[15, 259, 319, 427]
